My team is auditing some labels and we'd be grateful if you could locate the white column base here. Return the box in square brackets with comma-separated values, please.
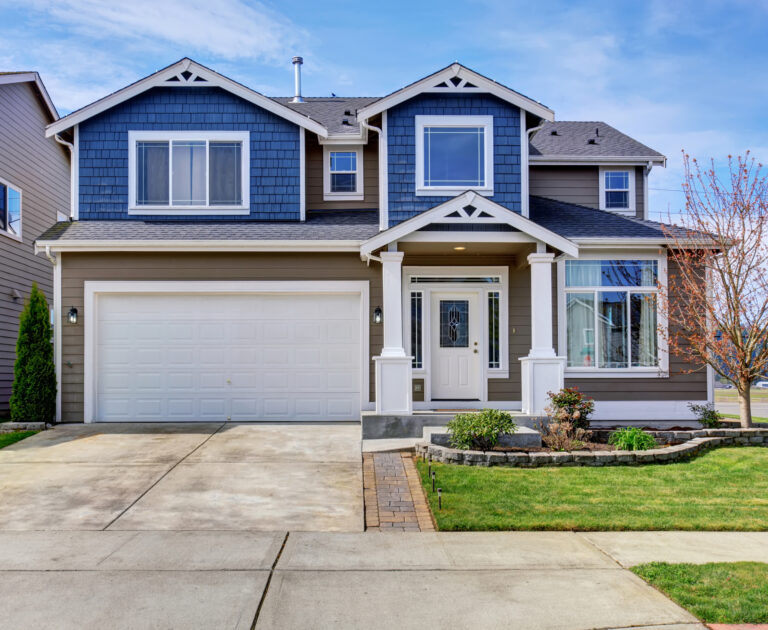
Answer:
[520, 355, 566, 415]
[374, 355, 413, 414]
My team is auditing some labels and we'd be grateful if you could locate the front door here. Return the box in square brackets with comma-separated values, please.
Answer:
[430, 292, 481, 400]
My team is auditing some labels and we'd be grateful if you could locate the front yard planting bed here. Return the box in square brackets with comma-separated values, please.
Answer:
[0, 431, 37, 450]
[416, 447, 768, 531]
[632, 562, 768, 624]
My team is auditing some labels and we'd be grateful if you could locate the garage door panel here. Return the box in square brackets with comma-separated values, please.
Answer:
[95, 292, 362, 422]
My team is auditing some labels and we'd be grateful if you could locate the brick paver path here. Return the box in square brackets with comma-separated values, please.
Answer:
[363, 452, 435, 532]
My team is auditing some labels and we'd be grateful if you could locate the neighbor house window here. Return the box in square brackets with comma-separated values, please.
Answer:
[0, 179, 21, 239]
[599, 167, 635, 212]
[323, 146, 364, 200]
[128, 131, 249, 214]
[415, 115, 494, 196]
[564, 259, 658, 370]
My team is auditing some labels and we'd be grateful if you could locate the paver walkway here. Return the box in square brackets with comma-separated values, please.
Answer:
[363, 452, 434, 531]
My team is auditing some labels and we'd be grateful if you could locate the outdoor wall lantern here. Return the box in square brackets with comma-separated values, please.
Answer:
[373, 306, 383, 324]
[67, 307, 78, 325]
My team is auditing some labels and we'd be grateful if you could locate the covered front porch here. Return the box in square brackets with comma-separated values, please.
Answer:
[362, 192, 578, 429]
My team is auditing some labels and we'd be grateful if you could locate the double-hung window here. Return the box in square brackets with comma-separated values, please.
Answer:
[599, 167, 635, 213]
[563, 259, 660, 372]
[128, 131, 249, 214]
[0, 179, 22, 240]
[415, 115, 494, 196]
[323, 146, 364, 200]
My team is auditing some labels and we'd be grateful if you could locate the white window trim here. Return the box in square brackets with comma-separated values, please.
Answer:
[83, 280, 370, 423]
[0, 177, 22, 242]
[415, 115, 494, 197]
[403, 266, 509, 405]
[127, 130, 250, 215]
[557, 251, 669, 378]
[599, 166, 636, 214]
[323, 145, 364, 201]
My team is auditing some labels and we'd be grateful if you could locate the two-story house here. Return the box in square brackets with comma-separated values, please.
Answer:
[37, 58, 709, 431]
[0, 72, 70, 417]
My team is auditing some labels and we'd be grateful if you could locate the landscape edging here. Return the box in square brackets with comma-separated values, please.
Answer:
[415, 428, 768, 467]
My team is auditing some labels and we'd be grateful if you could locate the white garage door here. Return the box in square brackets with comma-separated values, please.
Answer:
[94, 292, 362, 421]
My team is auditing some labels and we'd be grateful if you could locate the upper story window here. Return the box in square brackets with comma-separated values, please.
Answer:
[0, 179, 22, 241]
[128, 131, 250, 215]
[415, 115, 494, 197]
[323, 146, 364, 201]
[563, 259, 660, 372]
[599, 167, 635, 213]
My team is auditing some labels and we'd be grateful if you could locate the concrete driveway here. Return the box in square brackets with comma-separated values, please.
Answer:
[0, 422, 363, 532]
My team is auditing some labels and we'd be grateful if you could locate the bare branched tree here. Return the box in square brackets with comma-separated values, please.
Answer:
[661, 152, 768, 427]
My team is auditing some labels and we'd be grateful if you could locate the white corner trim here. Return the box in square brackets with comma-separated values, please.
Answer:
[72, 125, 79, 220]
[599, 165, 636, 213]
[299, 128, 306, 221]
[83, 280, 370, 423]
[126, 130, 250, 214]
[360, 191, 578, 258]
[379, 111, 389, 231]
[54, 253, 62, 422]
[355, 63, 555, 122]
[322, 145, 364, 201]
[414, 115, 494, 196]
[46, 58, 328, 138]
[520, 108, 529, 218]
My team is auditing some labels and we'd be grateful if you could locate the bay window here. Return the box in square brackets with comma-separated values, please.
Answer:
[128, 131, 249, 214]
[563, 259, 660, 371]
[415, 115, 494, 196]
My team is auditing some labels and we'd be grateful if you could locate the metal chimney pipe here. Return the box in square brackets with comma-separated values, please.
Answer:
[292, 56, 304, 103]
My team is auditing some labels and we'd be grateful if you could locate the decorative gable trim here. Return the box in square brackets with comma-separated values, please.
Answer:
[46, 58, 328, 138]
[355, 63, 555, 123]
[359, 191, 578, 258]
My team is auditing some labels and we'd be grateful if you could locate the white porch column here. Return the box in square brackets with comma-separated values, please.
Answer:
[374, 251, 413, 414]
[520, 252, 565, 415]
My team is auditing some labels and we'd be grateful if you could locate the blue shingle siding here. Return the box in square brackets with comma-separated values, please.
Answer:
[387, 93, 521, 226]
[78, 87, 301, 220]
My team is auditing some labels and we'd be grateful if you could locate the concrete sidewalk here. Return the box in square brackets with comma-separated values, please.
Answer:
[7, 530, 765, 629]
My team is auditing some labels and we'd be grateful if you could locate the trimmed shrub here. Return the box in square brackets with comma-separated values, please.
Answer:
[688, 402, 722, 428]
[547, 387, 595, 429]
[10, 284, 56, 423]
[447, 409, 517, 451]
[609, 427, 657, 451]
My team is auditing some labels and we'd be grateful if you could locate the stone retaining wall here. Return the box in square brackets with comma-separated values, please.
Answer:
[0, 422, 47, 433]
[415, 429, 768, 467]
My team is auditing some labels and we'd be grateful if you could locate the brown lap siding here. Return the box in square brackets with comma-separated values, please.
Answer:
[60, 251, 381, 422]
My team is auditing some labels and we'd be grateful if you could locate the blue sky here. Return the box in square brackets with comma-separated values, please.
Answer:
[2, 0, 766, 218]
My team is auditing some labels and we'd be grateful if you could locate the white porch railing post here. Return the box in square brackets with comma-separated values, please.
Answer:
[520, 252, 565, 415]
[374, 251, 413, 414]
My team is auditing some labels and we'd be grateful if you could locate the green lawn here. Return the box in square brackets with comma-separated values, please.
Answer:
[715, 388, 768, 402]
[417, 447, 768, 531]
[0, 431, 37, 450]
[722, 414, 768, 423]
[632, 562, 768, 623]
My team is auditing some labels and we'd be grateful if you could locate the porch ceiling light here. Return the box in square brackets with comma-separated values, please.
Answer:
[453, 246, 466, 251]
[67, 307, 78, 325]
[373, 306, 383, 324]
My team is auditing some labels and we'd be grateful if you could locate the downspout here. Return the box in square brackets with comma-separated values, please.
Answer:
[644, 160, 653, 221]
[360, 119, 388, 231]
[54, 134, 75, 220]
[44, 245, 57, 266]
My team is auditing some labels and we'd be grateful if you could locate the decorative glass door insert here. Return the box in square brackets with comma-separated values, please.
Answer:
[439, 300, 469, 348]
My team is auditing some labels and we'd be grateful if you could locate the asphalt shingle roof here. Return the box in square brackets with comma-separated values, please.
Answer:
[530, 196, 681, 239]
[273, 97, 379, 135]
[529, 121, 664, 159]
[37, 210, 380, 242]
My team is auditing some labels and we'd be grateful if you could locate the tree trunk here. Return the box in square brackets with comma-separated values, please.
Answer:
[738, 388, 753, 428]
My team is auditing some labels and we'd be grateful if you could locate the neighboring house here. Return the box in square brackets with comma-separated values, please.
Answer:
[0, 72, 70, 417]
[36, 58, 710, 426]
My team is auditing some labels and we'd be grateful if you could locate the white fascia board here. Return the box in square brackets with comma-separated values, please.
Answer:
[0, 72, 59, 121]
[318, 134, 367, 145]
[360, 190, 578, 258]
[356, 63, 555, 122]
[46, 58, 328, 138]
[530, 155, 667, 166]
[35, 239, 363, 254]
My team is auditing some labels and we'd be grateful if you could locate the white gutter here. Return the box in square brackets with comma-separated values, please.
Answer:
[35, 239, 365, 254]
